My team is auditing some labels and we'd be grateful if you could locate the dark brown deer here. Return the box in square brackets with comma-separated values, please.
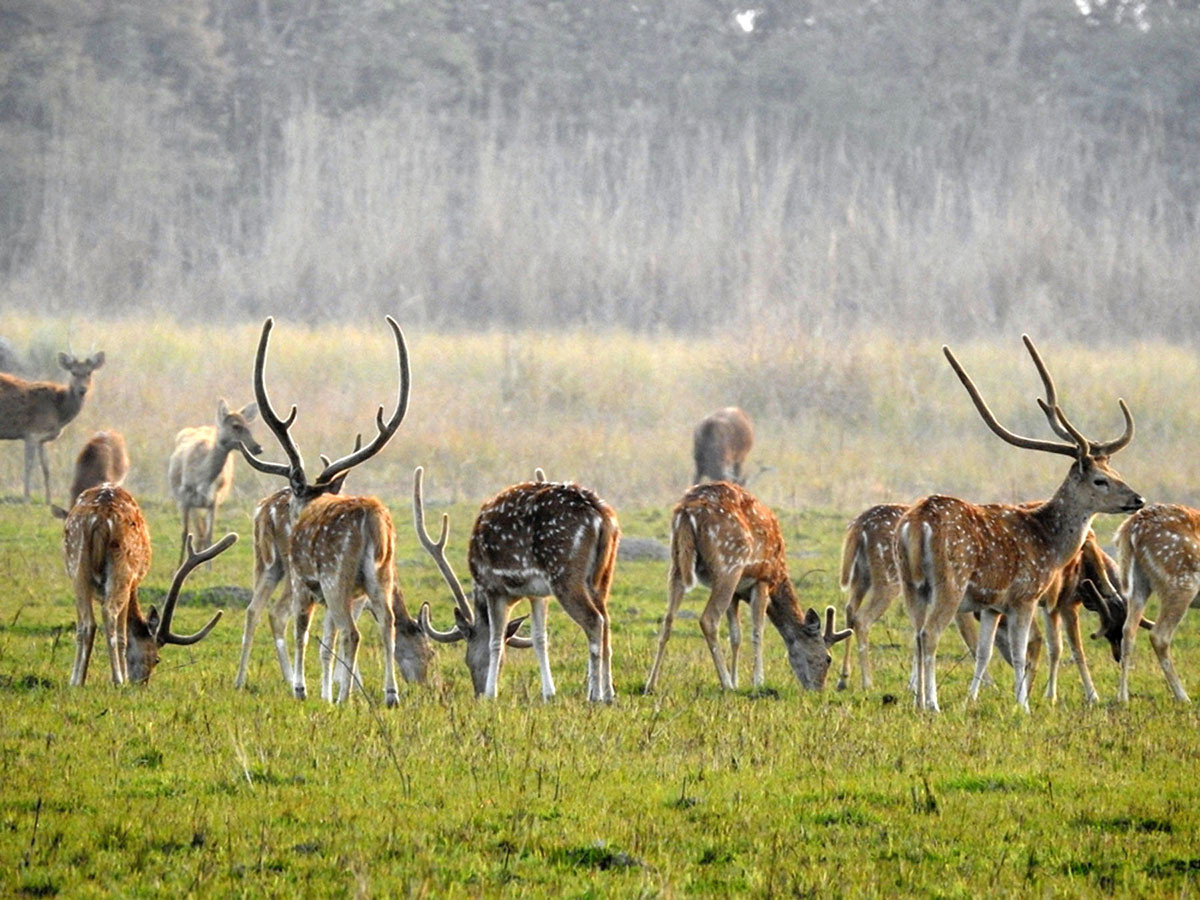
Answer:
[414, 466, 619, 701]
[645, 481, 852, 693]
[693, 407, 754, 486]
[238, 317, 433, 707]
[898, 336, 1143, 712]
[50, 430, 130, 518]
[0, 351, 105, 502]
[1112, 504, 1200, 702]
[62, 484, 230, 685]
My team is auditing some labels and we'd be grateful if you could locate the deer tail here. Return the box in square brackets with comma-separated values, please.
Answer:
[590, 507, 621, 599]
[671, 510, 699, 590]
[839, 518, 865, 591]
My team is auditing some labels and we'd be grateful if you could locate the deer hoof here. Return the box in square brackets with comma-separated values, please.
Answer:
[385, 691, 399, 708]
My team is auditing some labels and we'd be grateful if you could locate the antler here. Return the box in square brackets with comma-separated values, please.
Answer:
[239, 317, 303, 479]
[156, 533, 237, 646]
[822, 606, 852, 646]
[943, 344, 1082, 458]
[412, 467, 474, 624]
[418, 601, 464, 643]
[1023, 334, 1135, 457]
[314, 316, 410, 487]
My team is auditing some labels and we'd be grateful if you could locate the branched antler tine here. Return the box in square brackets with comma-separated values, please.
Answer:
[823, 605, 853, 645]
[315, 317, 409, 485]
[1090, 398, 1135, 457]
[249, 317, 305, 476]
[156, 533, 238, 646]
[412, 467, 474, 623]
[317, 434, 362, 472]
[1023, 334, 1075, 442]
[943, 345, 1079, 457]
[418, 602, 464, 644]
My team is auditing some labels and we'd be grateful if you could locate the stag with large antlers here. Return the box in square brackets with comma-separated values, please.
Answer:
[238, 317, 432, 706]
[63, 484, 231, 685]
[414, 467, 619, 701]
[645, 481, 852, 693]
[898, 336, 1143, 712]
[1112, 504, 1200, 702]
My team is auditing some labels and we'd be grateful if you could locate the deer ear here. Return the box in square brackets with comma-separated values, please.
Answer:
[453, 607, 473, 634]
[50, 504, 69, 520]
[146, 605, 161, 633]
[89, 351, 105, 368]
[218, 398, 230, 419]
[240, 402, 259, 422]
[506, 615, 529, 639]
[802, 607, 822, 636]
[57, 352, 71, 370]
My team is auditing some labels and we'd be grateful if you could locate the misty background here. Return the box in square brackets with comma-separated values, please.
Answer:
[1, 1, 1198, 338]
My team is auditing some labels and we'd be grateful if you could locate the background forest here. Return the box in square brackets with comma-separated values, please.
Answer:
[1, 0, 1198, 337]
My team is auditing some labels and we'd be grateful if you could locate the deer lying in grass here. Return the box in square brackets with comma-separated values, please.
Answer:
[62, 483, 231, 685]
[0, 351, 105, 502]
[898, 336, 1143, 712]
[693, 407, 754, 486]
[238, 317, 432, 706]
[645, 481, 852, 693]
[168, 399, 262, 563]
[1113, 504, 1200, 702]
[414, 466, 618, 701]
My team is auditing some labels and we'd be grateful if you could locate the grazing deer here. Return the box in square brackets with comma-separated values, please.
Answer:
[414, 466, 619, 701]
[898, 336, 1143, 712]
[645, 481, 852, 693]
[238, 316, 433, 707]
[62, 484, 230, 685]
[0, 351, 105, 503]
[1113, 504, 1200, 702]
[168, 399, 262, 564]
[693, 407, 754, 486]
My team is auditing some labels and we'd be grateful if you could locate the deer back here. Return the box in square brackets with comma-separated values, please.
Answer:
[840, 503, 907, 593]
[69, 431, 130, 504]
[469, 480, 620, 597]
[288, 494, 396, 587]
[673, 481, 787, 591]
[692, 407, 754, 484]
[63, 484, 152, 593]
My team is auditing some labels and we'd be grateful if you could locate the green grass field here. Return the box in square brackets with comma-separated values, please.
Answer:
[1, 320, 1199, 895]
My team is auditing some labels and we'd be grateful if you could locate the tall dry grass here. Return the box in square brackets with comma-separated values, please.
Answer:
[1, 316, 1197, 522]
[3, 98, 1198, 339]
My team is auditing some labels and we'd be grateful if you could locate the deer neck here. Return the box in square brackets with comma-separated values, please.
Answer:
[200, 439, 237, 485]
[764, 578, 804, 640]
[1028, 485, 1097, 566]
[55, 381, 88, 426]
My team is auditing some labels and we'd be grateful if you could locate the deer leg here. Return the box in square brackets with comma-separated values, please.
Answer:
[698, 573, 740, 691]
[1006, 604, 1037, 712]
[99, 601, 124, 686]
[1042, 606, 1062, 704]
[559, 585, 608, 701]
[70, 589, 98, 687]
[750, 582, 768, 688]
[291, 581, 317, 701]
[967, 609, 1002, 702]
[483, 594, 514, 700]
[22, 438, 36, 502]
[267, 581, 294, 685]
[319, 609, 338, 702]
[530, 596, 556, 701]
[916, 586, 961, 713]
[236, 560, 285, 689]
[178, 506, 192, 566]
[1118, 570, 1151, 703]
[726, 602, 742, 690]
[1062, 603, 1099, 704]
[36, 440, 52, 504]
[334, 611, 361, 705]
[645, 568, 689, 693]
[1147, 589, 1193, 702]
[365, 566, 399, 708]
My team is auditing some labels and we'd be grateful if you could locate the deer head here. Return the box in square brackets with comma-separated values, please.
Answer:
[216, 399, 262, 456]
[777, 605, 852, 690]
[126, 533, 234, 683]
[412, 467, 531, 696]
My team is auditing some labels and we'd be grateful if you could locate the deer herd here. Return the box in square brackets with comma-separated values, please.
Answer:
[3, 323, 1199, 710]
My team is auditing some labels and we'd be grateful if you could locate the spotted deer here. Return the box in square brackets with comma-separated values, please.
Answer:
[62, 483, 231, 685]
[234, 443, 357, 691]
[898, 336, 1144, 712]
[414, 466, 619, 701]
[238, 317, 432, 707]
[0, 351, 105, 502]
[1112, 504, 1200, 702]
[693, 407, 754, 486]
[168, 399, 262, 564]
[645, 481, 852, 693]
